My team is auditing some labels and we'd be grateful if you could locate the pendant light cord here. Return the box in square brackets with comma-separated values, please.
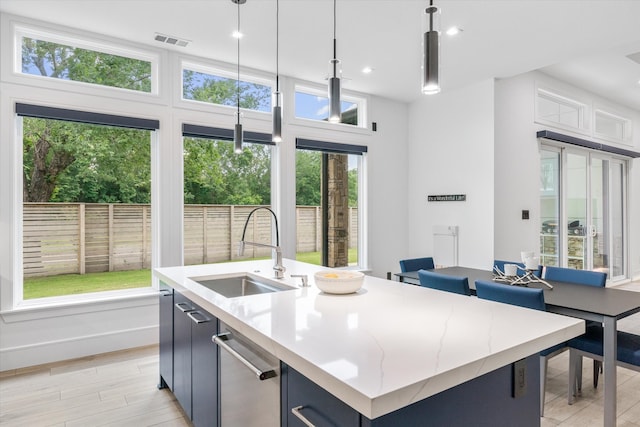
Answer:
[276, 0, 279, 91]
[429, 0, 434, 30]
[332, 0, 337, 77]
[236, 0, 241, 123]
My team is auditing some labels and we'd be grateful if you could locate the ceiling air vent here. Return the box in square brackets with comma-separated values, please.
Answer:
[154, 33, 190, 47]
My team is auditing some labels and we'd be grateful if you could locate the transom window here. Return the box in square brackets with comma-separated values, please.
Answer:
[18, 28, 156, 93]
[536, 88, 586, 131]
[295, 85, 365, 127]
[182, 63, 272, 112]
[594, 109, 631, 143]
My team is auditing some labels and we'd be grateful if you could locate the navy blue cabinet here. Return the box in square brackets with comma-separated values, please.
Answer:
[284, 365, 360, 427]
[172, 291, 219, 427]
[284, 355, 540, 427]
[158, 283, 173, 390]
[191, 304, 218, 427]
[173, 292, 194, 419]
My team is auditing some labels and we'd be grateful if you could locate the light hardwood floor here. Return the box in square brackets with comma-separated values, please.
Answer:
[1, 282, 639, 427]
[0, 345, 190, 426]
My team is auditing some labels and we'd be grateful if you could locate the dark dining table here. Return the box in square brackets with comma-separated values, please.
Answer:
[395, 266, 640, 427]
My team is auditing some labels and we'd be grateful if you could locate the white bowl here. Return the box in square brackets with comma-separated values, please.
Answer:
[314, 270, 364, 294]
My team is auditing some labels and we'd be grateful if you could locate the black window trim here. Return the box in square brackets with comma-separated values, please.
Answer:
[16, 103, 159, 130]
[295, 138, 367, 156]
[537, 130, 640, 158]
[182, 124, 274, 145]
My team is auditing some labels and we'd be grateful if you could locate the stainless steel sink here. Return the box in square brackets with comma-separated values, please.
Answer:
[189, 274, 294, 298]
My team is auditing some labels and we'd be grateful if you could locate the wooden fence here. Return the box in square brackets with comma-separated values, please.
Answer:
[23, 203, 357, 278]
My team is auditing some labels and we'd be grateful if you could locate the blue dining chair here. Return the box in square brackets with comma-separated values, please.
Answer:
[543, 266, 607, 388]
[567, 325, 640, 404]
[543, 266, 607, 287]
[475, 280, 545, 309]
[418, 270, 470, 296]
[399, 257, 434, 273]
[475, 280, 566, 417]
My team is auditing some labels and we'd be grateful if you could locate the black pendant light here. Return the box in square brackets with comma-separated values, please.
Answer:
[272, 0, 282, 143]
[328, 0, 341, 123]
[422, 0, 441, 95]
[232, 0, 246, 153]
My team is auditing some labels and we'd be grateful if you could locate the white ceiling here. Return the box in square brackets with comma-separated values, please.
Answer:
[1, 0, 640, 109]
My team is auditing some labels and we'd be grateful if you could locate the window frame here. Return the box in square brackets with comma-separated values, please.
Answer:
[14, 23, 161, 96]
[535, 86, 590, 136]
[593, 108, 633, 145]
[294, 138, 368, 270]
[180, 59, 274, 116]
[13, 104, 160, 307]
[181, 123, 277, 266]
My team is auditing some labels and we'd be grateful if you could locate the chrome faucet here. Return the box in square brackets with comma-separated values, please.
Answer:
[238, 207, 286, 279]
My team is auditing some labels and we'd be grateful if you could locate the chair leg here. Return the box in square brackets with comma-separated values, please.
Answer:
[576, 355, 583, 393]
[593, 360, 602, 388]
[568, 349, 579, 405]
[540, 356, 547, 417]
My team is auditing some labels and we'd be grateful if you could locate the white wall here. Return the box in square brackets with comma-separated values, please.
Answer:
[366, 96, 409, 278]
[493, 73, 542, 261]
[494, 70, 640, 281]
[406, 79, 495, 269]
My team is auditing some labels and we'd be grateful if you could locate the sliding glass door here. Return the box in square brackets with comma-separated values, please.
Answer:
[540, 146, 627, 281]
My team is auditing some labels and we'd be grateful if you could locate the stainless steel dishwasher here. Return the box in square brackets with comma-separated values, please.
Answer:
[213, 322, 280, 427]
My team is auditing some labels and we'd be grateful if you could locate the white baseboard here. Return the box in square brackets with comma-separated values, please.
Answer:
[0, 325, 158, 371]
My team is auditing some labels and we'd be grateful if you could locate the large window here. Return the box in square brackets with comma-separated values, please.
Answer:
[295, 139, 365, 268]
[19, 31, 155, 93]
[20, 107, 156, 300]
[182, 126, 274, 265]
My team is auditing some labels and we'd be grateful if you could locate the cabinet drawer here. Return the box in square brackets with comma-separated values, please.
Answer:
[286, 366, 360, 427]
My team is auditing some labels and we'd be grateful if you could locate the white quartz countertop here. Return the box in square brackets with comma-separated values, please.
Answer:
[154, 259, 584, 419]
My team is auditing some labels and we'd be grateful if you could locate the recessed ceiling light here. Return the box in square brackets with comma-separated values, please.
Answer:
[362, 66, 374, 74]
[232, 30, 243, 39]
[445, 26, 463, 36]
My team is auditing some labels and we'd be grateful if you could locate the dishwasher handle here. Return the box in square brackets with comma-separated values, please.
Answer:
[212, 332, 277, 381]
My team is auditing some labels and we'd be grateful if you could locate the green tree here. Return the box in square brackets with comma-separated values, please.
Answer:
[22, 37, 151, 92]
[348, 168, 358, 207]
[21, 39, 330, 207]
[22, 38, 153, 202]
[182, 70, 273, 206]
[23, 118, 151, 203]
[183, 70, 270, 111]
[296, 150, 321, 206]
[183, 138, 270, 205]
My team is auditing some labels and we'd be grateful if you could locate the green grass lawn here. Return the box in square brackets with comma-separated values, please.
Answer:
[23, 249, 358, 299]
[23, 269, 151, 299]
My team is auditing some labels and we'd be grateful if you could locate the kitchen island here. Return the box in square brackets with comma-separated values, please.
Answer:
[155, 259, 584, 425]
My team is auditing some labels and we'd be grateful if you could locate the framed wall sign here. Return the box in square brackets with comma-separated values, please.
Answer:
[427, 194, 466, 202]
